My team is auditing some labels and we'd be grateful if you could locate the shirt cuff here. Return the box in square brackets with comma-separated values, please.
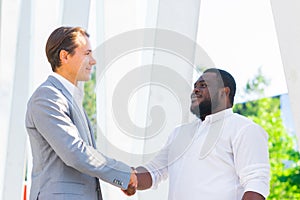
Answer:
[144, 164, 157, 189]
[240, 164, 270, 198]
[244, 179, 270, 198]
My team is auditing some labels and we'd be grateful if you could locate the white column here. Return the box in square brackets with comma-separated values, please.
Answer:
[0, 0, 4, 198]
[138, 0, 212, 199]
[0, 0, 2, 54]
[62, 0, 91, 28]
[61, 0, 91, 101]
[2, 0, 33, 199]
[270, 0, 300, 147]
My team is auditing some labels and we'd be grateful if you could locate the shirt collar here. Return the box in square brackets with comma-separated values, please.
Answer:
[203, 108, 233, 124]
[51, 72, 84, 100]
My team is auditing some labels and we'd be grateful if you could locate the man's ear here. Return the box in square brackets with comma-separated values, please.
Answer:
[224, 87, 230, 97]
[59, 50, 69, 64]
[220, 87, 230, 97]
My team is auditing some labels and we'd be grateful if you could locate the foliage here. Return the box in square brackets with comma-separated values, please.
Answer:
[83, 71, 97, 137]
[244, 67, 270, 96]
[234, 69, 300, 199]
[238, 67, 270, 101]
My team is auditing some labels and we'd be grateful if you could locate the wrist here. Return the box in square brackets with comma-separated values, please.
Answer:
[131, 167, 137, 174]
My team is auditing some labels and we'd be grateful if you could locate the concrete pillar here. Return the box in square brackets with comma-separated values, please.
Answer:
[138, 0, 215, 199]
[61, 0, 91, 109]
[0, 0, 2, 55]
[2, 0, 33, 199]
[62, 0, 91, 28]
[270, 0, 300, 148]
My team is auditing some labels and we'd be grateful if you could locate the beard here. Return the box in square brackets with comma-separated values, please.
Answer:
[190, 99, 212, 121]
[190, 93, 219, 121]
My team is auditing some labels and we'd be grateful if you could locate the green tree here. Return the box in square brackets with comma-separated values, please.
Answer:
[234, 69, 300, 199]
[83, 71, 97, 137]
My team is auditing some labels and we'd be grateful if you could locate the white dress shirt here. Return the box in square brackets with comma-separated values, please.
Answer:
[145, 108, 270, 200]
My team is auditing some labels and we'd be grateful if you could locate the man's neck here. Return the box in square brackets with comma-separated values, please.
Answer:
[54, 70, 77, 86]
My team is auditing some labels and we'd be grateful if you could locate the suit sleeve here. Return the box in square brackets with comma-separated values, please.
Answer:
[26, 86, 131, 189]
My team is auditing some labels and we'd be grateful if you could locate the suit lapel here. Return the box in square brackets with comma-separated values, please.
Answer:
[83, 109, 97, 148]
[47, 75, 73, 102]
[47, 75, 93, 146]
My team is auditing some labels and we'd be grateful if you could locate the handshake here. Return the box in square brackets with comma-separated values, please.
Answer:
[121, 168, 138, 196]
[121, 166, 152, 196]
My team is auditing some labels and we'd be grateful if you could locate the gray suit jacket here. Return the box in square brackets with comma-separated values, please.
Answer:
[26, 75, 131, 200]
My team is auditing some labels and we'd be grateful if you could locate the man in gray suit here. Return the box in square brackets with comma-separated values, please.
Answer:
[25, 26, 137, 200]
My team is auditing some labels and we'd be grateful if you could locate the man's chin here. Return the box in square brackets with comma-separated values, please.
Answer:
[190, 106, 200, 117]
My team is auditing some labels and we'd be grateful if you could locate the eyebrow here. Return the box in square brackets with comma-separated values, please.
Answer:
[194, 80, 205, 87]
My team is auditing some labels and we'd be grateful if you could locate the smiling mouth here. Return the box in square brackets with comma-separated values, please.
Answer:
[191, 95, 202, 103]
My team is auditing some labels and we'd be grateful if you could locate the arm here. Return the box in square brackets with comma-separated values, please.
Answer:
[121, 166, 152, 195]
[122, 123, 187, 195]
[27, 86, 132, 189]
[233, 123, 270, 199]
[136, 166, 153, 190]
[242, 191, 265, 200]
[122, 170, 138, 196]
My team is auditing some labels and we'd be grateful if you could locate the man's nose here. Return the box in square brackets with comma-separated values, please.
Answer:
[90, 56, 96, 65]
[193, 87, 200, 94]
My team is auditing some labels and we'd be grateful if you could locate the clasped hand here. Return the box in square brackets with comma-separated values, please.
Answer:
[122, 170, 138, 196]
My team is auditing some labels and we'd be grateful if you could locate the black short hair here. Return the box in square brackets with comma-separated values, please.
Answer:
[203, 68, 236, 105]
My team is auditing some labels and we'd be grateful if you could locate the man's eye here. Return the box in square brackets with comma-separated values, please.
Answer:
[194, 83, 207, 89]
[199, 83, 207, 88]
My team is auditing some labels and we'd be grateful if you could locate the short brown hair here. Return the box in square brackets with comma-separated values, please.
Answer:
[45, 26, 90, 71]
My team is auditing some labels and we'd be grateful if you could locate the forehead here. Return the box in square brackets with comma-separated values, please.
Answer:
[75, 33, 91, 49]
[196, 72, 218, 83]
